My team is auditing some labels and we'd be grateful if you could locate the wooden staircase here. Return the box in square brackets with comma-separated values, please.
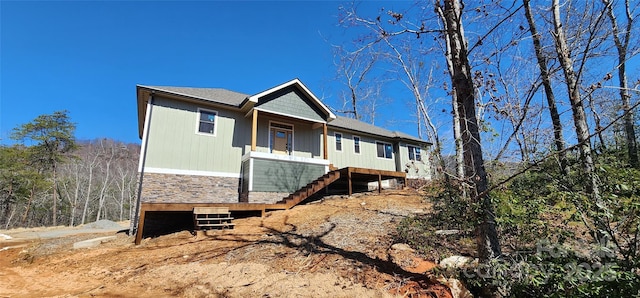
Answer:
[276, 169, 342, 208]
[193, 207, 235, 230]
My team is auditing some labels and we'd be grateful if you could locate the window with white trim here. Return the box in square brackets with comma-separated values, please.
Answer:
[197, 108, 217, 135]
[335, 133, 342, 151]
[408, 145, 422, 161]
[353, 136, 361, 154]
[376, 141, 393, 159]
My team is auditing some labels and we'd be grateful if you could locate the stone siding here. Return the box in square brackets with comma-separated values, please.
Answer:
[141, 172, 240, 203]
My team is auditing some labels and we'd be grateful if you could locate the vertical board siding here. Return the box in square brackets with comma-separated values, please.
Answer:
[256, 86, 326, 122]
[251, 159, 325, 192]
[398, 143, 432, 179]
[256, 115, 323, 159]
[144, 96, 249, 174]
[327, 130, 397, 171]
[241, 159, 251, 193]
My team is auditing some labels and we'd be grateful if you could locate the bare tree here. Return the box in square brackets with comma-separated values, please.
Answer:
[96, 139, 117, 221]
[435, 0, 501, 262]
[333, 45, 382, 124]
[81, 144, 100, 225]
[602, 0, 638, 167]
[523, 0, 569, 174]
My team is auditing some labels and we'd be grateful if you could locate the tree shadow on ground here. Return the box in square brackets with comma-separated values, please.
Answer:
[187, 221, 447, 295]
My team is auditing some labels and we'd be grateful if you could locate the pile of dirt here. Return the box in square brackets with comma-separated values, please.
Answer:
[0, 189, 463, 298]
[82, 219, 127, 230]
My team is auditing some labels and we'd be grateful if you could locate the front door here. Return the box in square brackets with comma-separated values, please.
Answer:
[270, 123, 293, 155]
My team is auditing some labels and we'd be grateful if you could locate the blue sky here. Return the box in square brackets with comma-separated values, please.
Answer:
[2, 1, 415, 145]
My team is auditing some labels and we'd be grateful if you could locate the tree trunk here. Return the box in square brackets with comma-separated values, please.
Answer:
[437, 0, 501, 262]
[81, 163, 94, 225]
[22, 184, 35, 224]
[52, 163, 57, 226]
[603, 0, 638, 168]
[552, 0, 604, 233]
[523, 0, 568, 174]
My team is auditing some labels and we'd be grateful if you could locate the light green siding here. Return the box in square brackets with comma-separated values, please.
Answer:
[252, 115, 323, 159]
[251, 159, 325, 192]
[241, 159, 250, 193]
[398, 143, 432, 179]
[144, 96, 250, 174]
[327, 130, 397, 171]
[256, 86, 326, 122]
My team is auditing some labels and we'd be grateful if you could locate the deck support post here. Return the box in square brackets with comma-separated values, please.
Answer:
[378, 174, 382, 193]
[251, 110, 258, 152]
[322, 123, 328, 160]
[134, 207, 147, 245]
[347, 168, 353, 196]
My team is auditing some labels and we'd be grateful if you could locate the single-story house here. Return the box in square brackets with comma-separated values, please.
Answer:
[133, 78, 431, 243]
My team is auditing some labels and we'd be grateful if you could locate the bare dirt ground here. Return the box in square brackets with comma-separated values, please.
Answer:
[0, 189, 458, 298]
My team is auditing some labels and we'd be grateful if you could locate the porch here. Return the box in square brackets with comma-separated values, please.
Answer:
[134, 167, 406, 244]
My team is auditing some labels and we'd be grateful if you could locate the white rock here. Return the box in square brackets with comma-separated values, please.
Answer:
[0, 233, 12, 240]
[435, 229, 460, 235]
[439, 255, 474, 268]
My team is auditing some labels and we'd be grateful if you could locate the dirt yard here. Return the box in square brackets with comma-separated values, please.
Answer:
[0, 189, 461, 298]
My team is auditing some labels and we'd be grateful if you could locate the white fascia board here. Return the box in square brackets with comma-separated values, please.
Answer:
[143, 167, 241, 178]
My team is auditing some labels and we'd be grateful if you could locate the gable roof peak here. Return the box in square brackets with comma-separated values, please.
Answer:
[245, 79, 336, 121]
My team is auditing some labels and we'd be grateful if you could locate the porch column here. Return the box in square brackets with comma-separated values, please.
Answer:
[323, 123, 328, 160]
[251, 109, 258, 151]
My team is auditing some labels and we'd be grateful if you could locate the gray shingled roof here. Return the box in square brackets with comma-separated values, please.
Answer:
[329, 116, 429, 144]
[139, 85, 429, 144]
[139, 85, 249, 106]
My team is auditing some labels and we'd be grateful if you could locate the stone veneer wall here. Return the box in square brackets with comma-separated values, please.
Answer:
[141, 172, 240, 203]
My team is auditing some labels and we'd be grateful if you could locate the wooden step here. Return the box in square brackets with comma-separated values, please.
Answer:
[193, 207, 235, 230]
[276, 169, 342, 208]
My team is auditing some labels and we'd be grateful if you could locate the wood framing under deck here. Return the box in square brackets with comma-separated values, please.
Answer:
[134, 167, 406, 245]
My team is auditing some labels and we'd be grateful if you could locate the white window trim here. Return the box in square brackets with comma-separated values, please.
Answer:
[353, 135, 361, 154]
[335, 132, 343, 152]
[268, 121, 294, 154]
[195, 108, 218, 136]
[375, 141, 393, 159]
[408, 145, 422, 161]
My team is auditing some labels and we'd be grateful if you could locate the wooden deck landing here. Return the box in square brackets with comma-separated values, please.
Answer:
[134, 167, 406, 244]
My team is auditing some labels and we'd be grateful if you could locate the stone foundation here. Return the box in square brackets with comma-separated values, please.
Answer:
[141, 172, 240, 203]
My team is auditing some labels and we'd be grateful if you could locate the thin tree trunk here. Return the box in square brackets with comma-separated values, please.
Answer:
[22, 184, 35, 224]
[81, 162, 94, 225]
[96, 161, 111, 221]
[603, 0, 638, 167]
[436, 3, 466, 184]
[52, 163, 57, 226]
[437, 0, 501, 263]
[552, 0, 604, 240]
[524, 0, 568, 174]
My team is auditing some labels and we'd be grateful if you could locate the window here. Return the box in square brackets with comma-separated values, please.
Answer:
[376, 141, 393, 159]
[408, 145, 422, 161]
[335, 133, 342, 151]
[197, 108, 217, 135]
[353, 136, 361, 154]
